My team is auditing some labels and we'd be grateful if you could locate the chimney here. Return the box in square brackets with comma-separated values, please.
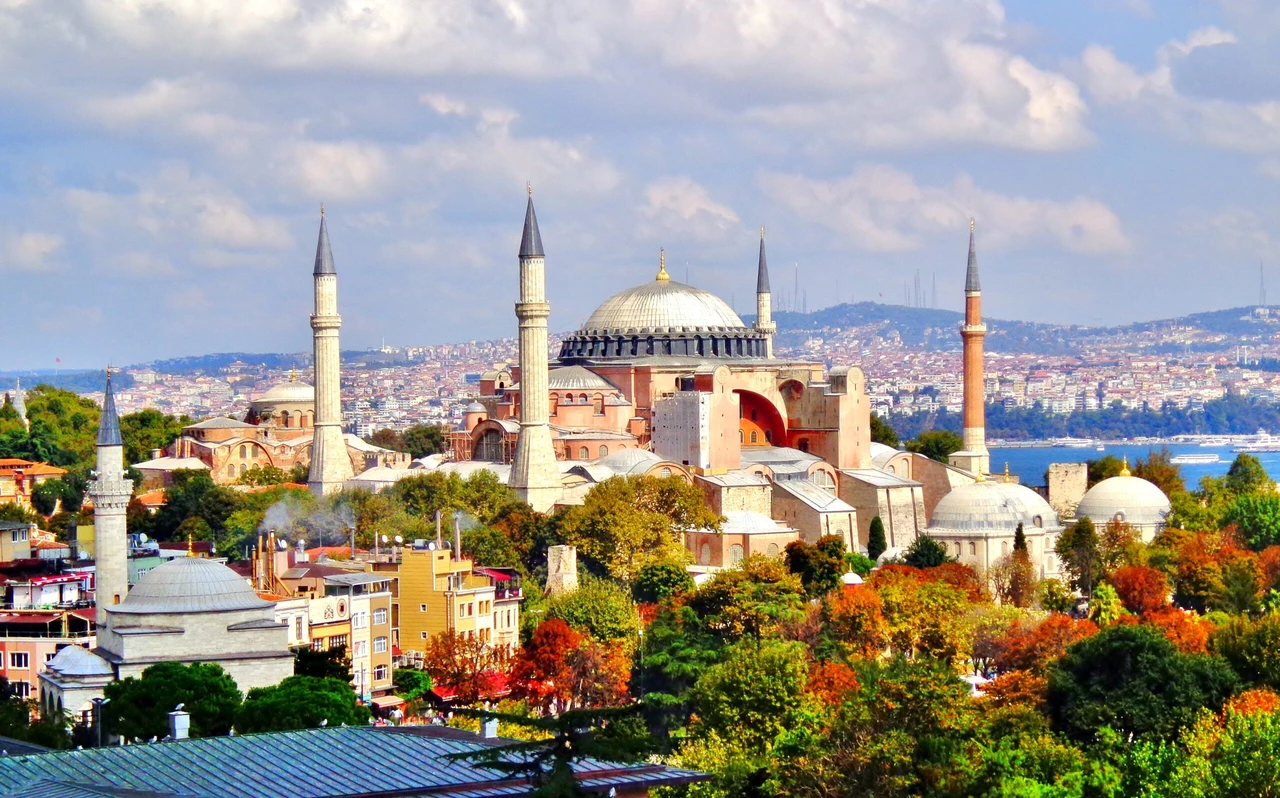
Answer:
[168, 710, 190, 740]
[481, 717, 498, 739]
[434, 510, 443, 548]
[453, 514, 462, 561]
[149, 448, 162, 460]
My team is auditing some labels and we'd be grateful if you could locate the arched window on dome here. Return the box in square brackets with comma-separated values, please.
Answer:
[282, 413, 291, 428]
[578, 446, 589, 459]
[646, 337, 655, 355]
[750, 431, 758, 444]
[239, 463, 248, 476]
[599, 445, 608, 458]
[1001, 541, 1009, 556]
[476, 430, 505, 462]
[593, 394, 604, 415]
[810, 470, 835, 494]
[578, 394, 588, 405]
[1033, 515, 1044, 528]
[1113, 511, 1126, 523]
[660, 468, 672, 478]
[240, 445, 247, 459]
[767, 543, 779, 557]
[969, 542, 977, 556]
[739, 430, 745, 443]
[294, 411, 303, 428]
[299, 412, 308, 429]
[700, 543, 711, 565]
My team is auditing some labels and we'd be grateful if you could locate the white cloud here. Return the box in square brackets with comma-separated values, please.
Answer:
[760, 165, 1130, 256]
[278, 140, 391, 203]
[1, 231, 63, 272]
[638, 177, 742, 245]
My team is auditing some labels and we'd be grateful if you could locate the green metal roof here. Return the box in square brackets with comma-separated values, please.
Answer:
[0, 727, 707, 798]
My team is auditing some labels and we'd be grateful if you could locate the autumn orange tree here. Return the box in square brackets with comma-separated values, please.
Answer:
[421, 630, 512, 705]
[1110, 565, 1170, 615]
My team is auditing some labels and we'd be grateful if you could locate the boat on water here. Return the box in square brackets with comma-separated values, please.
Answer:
[1053, 437, 1096, 448]
[1170, 453, 1221, 465]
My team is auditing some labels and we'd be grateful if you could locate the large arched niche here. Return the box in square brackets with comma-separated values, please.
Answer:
[735, 389, 786, 447]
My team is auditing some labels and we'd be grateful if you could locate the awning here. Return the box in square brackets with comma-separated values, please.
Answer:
[475, 568, 511, 581]
[371, 695, 405, 709]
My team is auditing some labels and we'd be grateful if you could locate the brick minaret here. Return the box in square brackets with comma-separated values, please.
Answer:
[90, 371, 131, 626]
[950, 219, 990, 476]
[508, 185, 561, 512]
[308, 206, 353, 496]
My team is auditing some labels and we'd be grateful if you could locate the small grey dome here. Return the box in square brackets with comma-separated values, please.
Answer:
[111, 557, 273, 615]
[46, 644, 113, 677]
[464, 401, 487, 414]
[929, 481, 1061, 534]
[1076, 475, 1171, 528]
[595, 448, 662, 475]
[257, 380, 315, 404]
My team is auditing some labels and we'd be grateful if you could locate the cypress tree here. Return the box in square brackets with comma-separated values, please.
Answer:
[1014, 522, 1027, 552]
[867, 516, 887, 561]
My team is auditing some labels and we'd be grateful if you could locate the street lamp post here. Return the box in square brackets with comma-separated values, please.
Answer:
[91, 696, 110, 748]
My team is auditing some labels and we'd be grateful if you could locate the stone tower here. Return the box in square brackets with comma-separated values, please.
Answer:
[754, 226, 775, 359]
[308, 207, 353, 496]
[89, 371, 131, 626]
[508, 187, 561, 512]
[949, 219, 990, 477]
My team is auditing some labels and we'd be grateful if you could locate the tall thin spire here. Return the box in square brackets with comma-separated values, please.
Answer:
[965, 218, 980, 293]
[519, 184, 544, 259]
[97, 369, 122, 447]
[314, 204, 336, 276]
[756, 226, 771, 294]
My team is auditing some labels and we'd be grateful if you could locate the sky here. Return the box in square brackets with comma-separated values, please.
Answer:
[3, 0, 1280, 370]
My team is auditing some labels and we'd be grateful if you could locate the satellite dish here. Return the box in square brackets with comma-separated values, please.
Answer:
[394, 535, 403, 544]
[277, 539, 287, 550]
[138, 533, 148, 543]
[299, 540, 307, 549]
[381, 535, 388, 543]
[426, 541, 437, 551]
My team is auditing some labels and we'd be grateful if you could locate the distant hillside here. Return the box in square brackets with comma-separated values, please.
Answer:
[755, 303, 1280, 356]
[142, 349, 400, 375]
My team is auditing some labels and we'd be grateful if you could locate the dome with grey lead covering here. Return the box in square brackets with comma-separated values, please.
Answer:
[928, 480, 1061, 534]
[111, 556, 273, 615]
[1075, 475, 1170, 529]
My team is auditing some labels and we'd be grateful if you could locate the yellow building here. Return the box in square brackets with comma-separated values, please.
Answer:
[377, 546, 522, 657]
[324, 572, 394, 699]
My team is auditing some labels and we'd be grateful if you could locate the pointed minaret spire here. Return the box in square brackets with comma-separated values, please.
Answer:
[519, 183, 544, 259]
[754, 226, 776, 358]
[965, 218, 980, 294]
[97, 369, 122, 446]
[314, 204, 336, 276]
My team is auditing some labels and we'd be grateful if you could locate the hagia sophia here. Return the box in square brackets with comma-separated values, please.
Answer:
[435, 189, 1175, 579]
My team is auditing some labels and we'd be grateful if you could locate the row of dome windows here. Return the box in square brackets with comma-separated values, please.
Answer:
[561, 334, 766, 360]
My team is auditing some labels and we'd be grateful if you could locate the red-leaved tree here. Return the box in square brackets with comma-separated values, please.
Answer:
[1110, 565, 1170, 615]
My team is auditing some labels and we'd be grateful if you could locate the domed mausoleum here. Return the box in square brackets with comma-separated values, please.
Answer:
[925, 477, 1065, 578]
[1074, 459, 1171, 542]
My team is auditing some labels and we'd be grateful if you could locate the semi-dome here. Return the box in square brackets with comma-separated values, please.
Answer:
[46, 644, 113, 676]
[929, 480, 1061, 534]
[1076, 474, 1170, 529]
[111, 556, 274, 615]
[580, 280, 748, 334]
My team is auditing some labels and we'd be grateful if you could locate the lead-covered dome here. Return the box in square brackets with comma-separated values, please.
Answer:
[1075, 475, 1170, 530]
[559, 270, 769, 363]
[258, 379, 315, 404]
[111, 557, 274, 615]
[581, 280, 747, 334]
[929, 480, 1061, 534]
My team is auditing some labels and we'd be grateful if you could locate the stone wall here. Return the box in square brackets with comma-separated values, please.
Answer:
[1047, 462, 1088, 517]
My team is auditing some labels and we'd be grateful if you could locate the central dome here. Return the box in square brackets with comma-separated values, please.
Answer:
[258, 379, 315, 404]
[111, 556, 274, 615]
[580, 279, 748, 334]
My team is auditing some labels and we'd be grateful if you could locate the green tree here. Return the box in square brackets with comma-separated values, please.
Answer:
[1134, 447, 1186, 497]
[632, 560, 695, 604]
[104, 662, 242, 741]
[1047, 624, 1239, 743]
[460, 524, 525, 572]
[1226, 453, 1272, 495]
[367, 428, 403, 451]
[686, 555, 806, 642]
[690, 638, 812, 754]
[1056, 517, 1102, 597]
[901, 535, 952, 569]
[1087, 454, 1125, 488]
[870, 414, 899, 448]
[0, 677, 70, 749]
[545, 578, 639, 644]
[235, 676, 369, 733]
[1225, 493, 1280, 550]
[867, 516, 888, 561]
[294, 645, 351, 680]
[905, 429, 963, 463]
[1211, 614, 1280, 689]
[401, 425, 447, 458]
[236, 464, 291, 487]
[557, 475, 718, 582]
[389, 471, 518, 527]
[784, 535, 846, 598]
[119, 408, 188, 466]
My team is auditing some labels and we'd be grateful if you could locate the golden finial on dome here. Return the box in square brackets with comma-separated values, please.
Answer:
[186, 532, 195, 557]
[656, 248, 670, 282]
[975, 470, 986, 483]
[1120, 455, 1131, 477]
[289, 368, 297, 382]
[1004, 462, 1011, 483]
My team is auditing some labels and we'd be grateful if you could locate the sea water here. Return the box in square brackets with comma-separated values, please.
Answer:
[989, 443, 1280, 488]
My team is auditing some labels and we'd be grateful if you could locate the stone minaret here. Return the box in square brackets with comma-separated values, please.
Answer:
[508, 186, 561, 512]
[950, 219, 990, 477]
[308, 207, 353, 496]
[754, 226, 775, 358]
[89, 371, 131, 626]
[9, 379, 26, 430]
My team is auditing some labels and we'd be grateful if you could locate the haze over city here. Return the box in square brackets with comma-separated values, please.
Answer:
[5, 1, 1280, 369]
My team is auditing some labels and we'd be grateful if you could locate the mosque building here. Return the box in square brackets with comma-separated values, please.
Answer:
[1072, 456, 1171, 542]
[40, 374, 293, 723]
[135, 211, 408, 491]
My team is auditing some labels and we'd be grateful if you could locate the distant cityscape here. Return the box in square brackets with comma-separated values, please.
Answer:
[25, 301, 1280, 439]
